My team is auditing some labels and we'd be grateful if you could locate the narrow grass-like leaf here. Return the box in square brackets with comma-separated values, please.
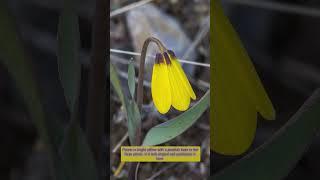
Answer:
[57, 1, 81, 112]
[213, 89, 320, 180]
[143, 91, 210, 146]
[127, 100, 142, 145]
[58, 1, 98, 179]
[128, 60, 135, 98]
[61, 118, 99, 180]
[0, 2, 69, 180]
[111, 63, 140, 144]
[110, 63, 127, 111]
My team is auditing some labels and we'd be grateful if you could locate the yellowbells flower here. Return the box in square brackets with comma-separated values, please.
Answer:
[151, 50, 196, 114]
[211, 0, 276, 155]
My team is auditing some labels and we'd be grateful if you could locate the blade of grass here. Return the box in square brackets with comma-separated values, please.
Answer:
[110, 63, 127, 112]
[127, 59, 141, 145]
[110, 63, 141, 145]
[61, 109, 99, 180]
[57, 0, 99, 179]
[127, 100, 142, 145]
[57, 0, 81, 112]
[128, 60, 136, 98]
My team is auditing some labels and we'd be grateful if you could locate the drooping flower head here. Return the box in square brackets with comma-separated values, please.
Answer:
[211, 0, 276, 155]
[151, 50, 196, 114]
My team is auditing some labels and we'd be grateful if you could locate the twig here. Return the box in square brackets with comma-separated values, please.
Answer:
[182, 16, 210, 60]
[225, 0, 320, 18]
[109, 49, 210, 67]
[117, 69, 151, 87]
[112, 132, 129, 153]
[135, 162, 141, 180]
[111, 54, 139, 67]
[146, 163, 178, 180]
[195, 79, 210, 89]
[114, 64, 209, 90]
[114, 161, 126, 177]
[197, 123, 210, 131]
[110, 0, 155, 18]
[85, 0, 107, 178]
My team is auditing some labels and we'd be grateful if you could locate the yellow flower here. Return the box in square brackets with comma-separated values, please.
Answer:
[151, 50, 196, 114]
[211, 0, 276, 155]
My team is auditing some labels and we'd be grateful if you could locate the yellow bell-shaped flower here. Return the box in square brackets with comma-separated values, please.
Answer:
[151, 50, 196, 114]
[211, 0, 276, 155]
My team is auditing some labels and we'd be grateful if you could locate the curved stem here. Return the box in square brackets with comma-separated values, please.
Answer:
[128, 37, 166, 180]
[137, 37, 166, 111]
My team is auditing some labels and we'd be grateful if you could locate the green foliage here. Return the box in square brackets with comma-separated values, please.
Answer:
[57, 2, 81, 112]
[57, 0, 98, 179]
[128, 60, 136, 98]
[110, 63, 127, 110]
[61, 119, 98, 180]
[110, 63, 141, 145]
[0, 1, 69, 180]
[127, 100, 142, 145]
[0, 1, 99, 180]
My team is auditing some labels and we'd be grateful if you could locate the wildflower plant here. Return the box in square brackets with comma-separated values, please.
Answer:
[110, 37, 209, 145]
[110, 37, 210, 178]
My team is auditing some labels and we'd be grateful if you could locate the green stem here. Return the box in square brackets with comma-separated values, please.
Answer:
[129, 37, 166, 180]
[136, 37, 166, 111]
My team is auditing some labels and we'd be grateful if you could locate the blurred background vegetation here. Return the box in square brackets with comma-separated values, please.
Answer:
[0, 0, 105, 179]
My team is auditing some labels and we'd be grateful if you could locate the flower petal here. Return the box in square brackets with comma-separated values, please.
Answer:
[211, 0, 274, 155]
[212, 50, 257, 154]
[151, 63, 171, 114]
[213, 0, 275, 121]
[167, 63, 190, 111]
[171, 58, 196, 100]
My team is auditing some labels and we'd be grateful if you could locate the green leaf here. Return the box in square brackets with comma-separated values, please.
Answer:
[110, 63, 141, 145]
[128, 60, 135, 98]
[0, 2, 69, 180]
[127, 100, 142, 145]
[213, 89, 320, 180]
[61, 119, 99, 180]
[57, 3, 81, 112]
[143, 91, 210, 146]
[57, 1, 98, 180]
[110, 63, 127, 111]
